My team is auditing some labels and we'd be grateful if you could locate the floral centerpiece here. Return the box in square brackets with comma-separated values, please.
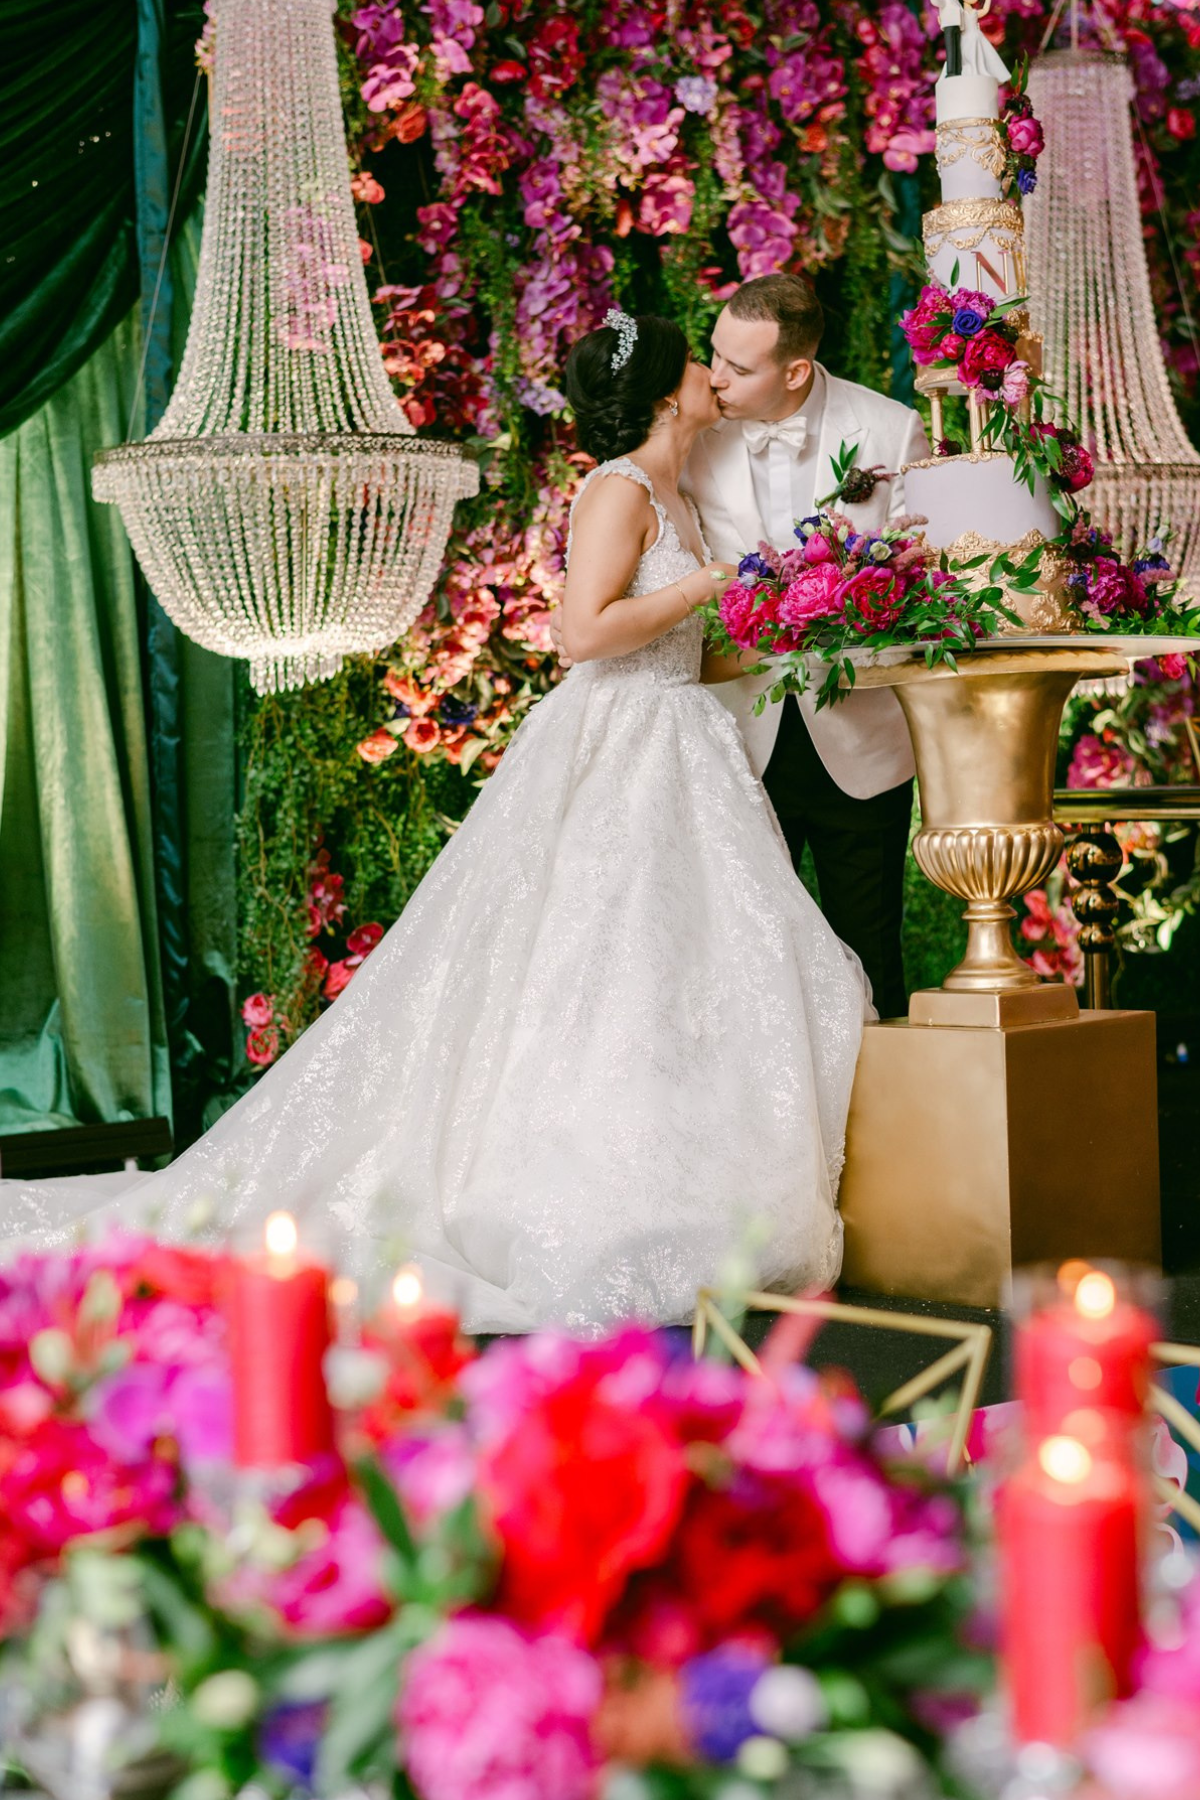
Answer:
[703, 505, 1031, 710]
[0, 1234, 987, 1800]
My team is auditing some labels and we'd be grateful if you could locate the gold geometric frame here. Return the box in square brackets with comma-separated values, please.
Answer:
[692, 1288, 993, 1476]
[1151, 1341, 1200, 1535]
[692, 1293, 1200, 1515]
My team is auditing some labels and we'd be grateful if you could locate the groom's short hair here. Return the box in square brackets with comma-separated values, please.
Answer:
[727, 275, 824, 365]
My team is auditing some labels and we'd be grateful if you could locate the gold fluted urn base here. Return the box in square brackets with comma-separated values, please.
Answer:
[853, 648, 1128, 1024]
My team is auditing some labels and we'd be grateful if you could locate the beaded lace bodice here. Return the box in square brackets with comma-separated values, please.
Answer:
[566, 456, 708, 685]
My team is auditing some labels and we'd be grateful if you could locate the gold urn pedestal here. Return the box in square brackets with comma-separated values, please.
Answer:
[837, 647, 1162, 1310]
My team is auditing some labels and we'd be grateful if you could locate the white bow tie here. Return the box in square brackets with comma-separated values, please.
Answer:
[743, 414, 809, 455]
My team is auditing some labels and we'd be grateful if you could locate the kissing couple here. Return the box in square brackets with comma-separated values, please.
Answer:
[2, 275, 929, 1337]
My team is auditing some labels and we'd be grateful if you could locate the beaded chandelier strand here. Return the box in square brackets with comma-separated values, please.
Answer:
[1025, 49, 1200, 597]
[93, 0, 478, 694]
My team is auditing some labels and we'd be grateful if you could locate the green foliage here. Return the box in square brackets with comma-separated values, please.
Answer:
[237, 660, 475, 1048]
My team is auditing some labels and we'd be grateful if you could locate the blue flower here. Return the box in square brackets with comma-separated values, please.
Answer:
[680, 1647, 769, 1763]
[793, 514, 822, 541]
[259, 1701, 326, 1787]
[438, 694, 478, 726]
[951, 307, 987, 338]
[1017, 167, 1038, 196]
[738, 551, 773, 580]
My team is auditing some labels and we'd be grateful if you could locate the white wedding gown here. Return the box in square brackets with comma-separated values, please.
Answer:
[1, 460, 871, 1333]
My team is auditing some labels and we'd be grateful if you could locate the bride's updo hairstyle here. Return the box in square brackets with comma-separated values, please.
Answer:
[564, 314, 689, 463]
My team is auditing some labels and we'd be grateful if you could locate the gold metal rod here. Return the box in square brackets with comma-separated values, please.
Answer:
[881, 1340, 974, 1418]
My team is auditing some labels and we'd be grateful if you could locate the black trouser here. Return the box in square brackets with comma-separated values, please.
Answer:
[762, 696, 913, 1020]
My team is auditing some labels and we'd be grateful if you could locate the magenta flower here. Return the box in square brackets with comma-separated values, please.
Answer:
[779, 563, 844, 629]
[638, 167, 695, 236]
[396, 1615, 602, 1800]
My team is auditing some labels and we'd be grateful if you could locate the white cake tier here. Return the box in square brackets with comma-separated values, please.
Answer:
[935, 118, 1004, 203]
[923, 200, 1026, 307]
[935, 72, 1000, 124]
[901, 451, 1060, 551]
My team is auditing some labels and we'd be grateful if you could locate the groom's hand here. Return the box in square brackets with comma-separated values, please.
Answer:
[548, 607, 574, 669]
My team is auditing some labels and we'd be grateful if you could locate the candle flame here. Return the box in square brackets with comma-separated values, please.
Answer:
[1075, 1270, 1116, 1321]
[392, 1263, 423, 1310]
[1038, 1435, 1093, 1485]
[264, 1211, 299, 1258]
[1057, 1258, 1092, 1296]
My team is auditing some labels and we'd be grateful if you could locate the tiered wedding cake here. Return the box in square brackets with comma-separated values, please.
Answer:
[900, 10, 1073, 630]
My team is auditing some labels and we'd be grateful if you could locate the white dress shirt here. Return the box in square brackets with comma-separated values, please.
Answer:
[745, 365, 826, 552]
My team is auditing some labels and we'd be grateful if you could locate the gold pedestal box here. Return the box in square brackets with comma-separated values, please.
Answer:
[839, 1010, 1161, 1310]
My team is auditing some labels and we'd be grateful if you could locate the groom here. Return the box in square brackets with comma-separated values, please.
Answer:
[685, 274, 930, 1018]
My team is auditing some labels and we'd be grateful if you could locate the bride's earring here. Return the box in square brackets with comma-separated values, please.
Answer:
[668, 398, 679, 417]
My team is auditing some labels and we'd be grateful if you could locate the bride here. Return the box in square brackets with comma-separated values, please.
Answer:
[2, 311, 871, 1335]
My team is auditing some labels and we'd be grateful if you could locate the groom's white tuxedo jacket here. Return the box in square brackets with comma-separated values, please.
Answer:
[684, 364, 930, 798]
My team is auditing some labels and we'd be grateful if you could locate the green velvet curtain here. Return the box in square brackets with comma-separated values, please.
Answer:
[0, 0, 206, 440]
[0, 215, 240, 1138]
[0, 0, 243, 1145]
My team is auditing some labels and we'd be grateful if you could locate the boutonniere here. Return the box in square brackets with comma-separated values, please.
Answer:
[818, 439, 895, 509]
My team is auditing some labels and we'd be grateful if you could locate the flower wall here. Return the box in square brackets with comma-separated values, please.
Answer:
[231, 0, 1200, 1077]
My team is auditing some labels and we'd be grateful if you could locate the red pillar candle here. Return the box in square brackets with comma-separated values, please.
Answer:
[999, 1429, 1143, 1748]
[226, 1212, 335, 1468]
[1017, 1265, 1157, 1438]
[1000, 1263, 1157, 1750]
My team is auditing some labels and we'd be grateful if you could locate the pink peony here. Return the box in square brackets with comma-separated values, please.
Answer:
[718, 581, 773, 650]
[779, 562, 844, 629]
[838, 566, 904, 634]
[1007, 114, 1045, 157]
[397, 1615, 602, 1800]
[959, 329, 1016, 389]
[999, 359, 1031, 406]
[1157, 653, 1188, 680]
[940, 332, 965, 361]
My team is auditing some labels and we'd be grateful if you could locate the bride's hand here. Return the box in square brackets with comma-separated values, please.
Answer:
[548, 607, 574, 669]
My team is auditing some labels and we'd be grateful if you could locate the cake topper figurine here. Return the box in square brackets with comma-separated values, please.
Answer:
[934, 0, 1010, 83]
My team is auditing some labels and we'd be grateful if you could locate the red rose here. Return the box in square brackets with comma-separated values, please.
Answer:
[940, 332, 965, 360]
[241, 991, 274, 1028]
[619, 1473, 846, 1651]
[1167, 107, 1195, 142]
[491, 59, 527, 83]
[403, 717, 442, 754]
[246, 1025, 280, 1066]
[357, 728, 398, 764]
[480, 1363, 688, 1644]
[960, 329, 1016, 389]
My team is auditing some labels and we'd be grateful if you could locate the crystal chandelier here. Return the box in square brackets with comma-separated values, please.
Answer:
[1025, 49, 1200, 598]
[93, 0, 478, 693]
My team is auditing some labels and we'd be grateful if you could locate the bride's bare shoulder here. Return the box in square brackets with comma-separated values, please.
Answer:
[571, 465, 657, 548]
